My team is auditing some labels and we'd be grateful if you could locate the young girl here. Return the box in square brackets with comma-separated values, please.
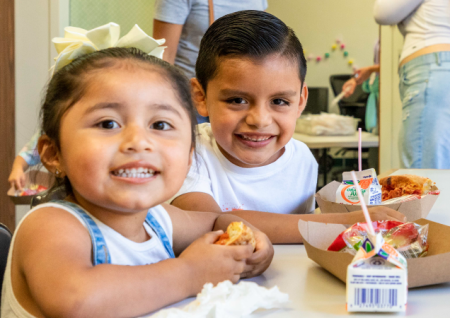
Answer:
[1, 48, 273, 317]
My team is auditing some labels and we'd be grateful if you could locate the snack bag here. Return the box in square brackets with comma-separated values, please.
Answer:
[346, 232, 408, 312]
[336, 169, 381, 205]
[328, 221, 429, 259]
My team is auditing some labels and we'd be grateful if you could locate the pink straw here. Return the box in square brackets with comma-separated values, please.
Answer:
[358, 128, 362, 171]
[351, 171, 375, 235]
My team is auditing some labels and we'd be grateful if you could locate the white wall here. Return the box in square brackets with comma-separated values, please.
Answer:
[379, 26, 403, 172]
[267, 0, 379, 106]
[14, 0, 68, 224]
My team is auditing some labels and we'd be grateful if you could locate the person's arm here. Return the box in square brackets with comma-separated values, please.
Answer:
[16, 205, 268, 317]
[342, 65, 380, 98]
[153, 0, 191, 64]
[172, 192, 407, 244]
[354, 65, 380, 85]
[374, 0, 423, 25]
[153, 20, 183, 64]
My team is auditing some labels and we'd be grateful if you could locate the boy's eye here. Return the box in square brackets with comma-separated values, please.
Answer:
[151, 121, 172, 131]
[227, 98, 247, 104]
[272, 99, 289, 106]
[98, 120, 119, 129]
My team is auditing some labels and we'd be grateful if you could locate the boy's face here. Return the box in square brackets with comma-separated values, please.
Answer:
[192, 55, 307, 168]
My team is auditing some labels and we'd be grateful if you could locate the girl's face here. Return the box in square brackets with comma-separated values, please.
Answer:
[58, 64, 193, 214]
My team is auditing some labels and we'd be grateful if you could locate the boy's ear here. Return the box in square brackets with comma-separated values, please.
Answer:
[191, 78, 209, 117]
[296, 83, 308, 118]
[38, 135, 65, 177]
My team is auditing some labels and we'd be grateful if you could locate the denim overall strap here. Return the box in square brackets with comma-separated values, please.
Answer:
[145, 212, 175, 258]
[52, 200, 111, 265]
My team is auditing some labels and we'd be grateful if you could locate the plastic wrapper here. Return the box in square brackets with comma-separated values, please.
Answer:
[295, 112, 359, 136]
[327, 220, 429, 259]
[15, 184, 47, 196]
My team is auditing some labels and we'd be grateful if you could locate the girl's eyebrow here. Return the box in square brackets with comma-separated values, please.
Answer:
[85, 102, 122, 114]
[85, 102, 182, 118]
[150, 103, 182, 118]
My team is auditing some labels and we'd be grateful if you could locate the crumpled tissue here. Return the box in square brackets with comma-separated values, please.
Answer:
[150, 280, 289, 318]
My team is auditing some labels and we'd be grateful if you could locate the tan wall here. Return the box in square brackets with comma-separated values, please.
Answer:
[267, 0, 379, 106]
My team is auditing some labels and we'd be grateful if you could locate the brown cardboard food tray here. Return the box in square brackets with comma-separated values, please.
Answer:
[7, 170, 54, 205]
[315, 181, 439, 222]
[299, 218, 450, 288]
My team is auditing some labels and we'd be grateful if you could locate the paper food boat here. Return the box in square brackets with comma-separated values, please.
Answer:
[7, 170, 54, 205]
[316, 181, 439, 222]
[299, 218, 450, 288]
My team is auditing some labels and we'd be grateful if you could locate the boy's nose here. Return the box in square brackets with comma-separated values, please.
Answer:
[245, 105, 272, 128]
[120, 125, 153, 153]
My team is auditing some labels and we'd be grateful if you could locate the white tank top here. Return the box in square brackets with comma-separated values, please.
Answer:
[1, 202, 173, 318]
[374, 0, 450, 61]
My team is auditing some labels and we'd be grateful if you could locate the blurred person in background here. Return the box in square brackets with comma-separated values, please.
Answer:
[374, 0, 450, 169]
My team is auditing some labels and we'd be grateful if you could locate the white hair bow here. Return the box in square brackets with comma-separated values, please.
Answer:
[51, 22, 166, 75]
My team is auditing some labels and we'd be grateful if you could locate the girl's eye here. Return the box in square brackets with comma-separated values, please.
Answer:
[98, 120, 119, 129]
[272, 99, 289, 106]
[151, 121, 172, 131]
[227, 98, 247, 104]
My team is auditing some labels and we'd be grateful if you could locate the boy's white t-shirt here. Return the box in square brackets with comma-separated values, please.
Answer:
[174, 123, 318, 214]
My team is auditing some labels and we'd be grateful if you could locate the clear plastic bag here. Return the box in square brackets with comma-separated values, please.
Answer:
[327, 220, 429, 258]
[295, 112, 359, 136]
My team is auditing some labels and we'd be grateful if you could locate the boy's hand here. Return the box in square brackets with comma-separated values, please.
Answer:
[347, 207, 407, 224]
[178, 231, 253, 294]
[241, 230, 274, 278]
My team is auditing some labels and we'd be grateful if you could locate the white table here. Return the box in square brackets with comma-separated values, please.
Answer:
[292, 131, 379, 149]
[161, 169, 450, 317]
[293, 132, 379, 186]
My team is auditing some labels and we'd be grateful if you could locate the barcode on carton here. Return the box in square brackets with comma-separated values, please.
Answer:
[354, 288, 397, 308]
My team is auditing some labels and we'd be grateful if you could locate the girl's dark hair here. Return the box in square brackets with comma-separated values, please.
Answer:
[40, 47, 197, 196]
[196, 10, 307, 91]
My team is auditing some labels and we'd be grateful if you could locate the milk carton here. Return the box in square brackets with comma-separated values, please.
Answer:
[336, 169, 382, 205]
[347, 232, 407, 312]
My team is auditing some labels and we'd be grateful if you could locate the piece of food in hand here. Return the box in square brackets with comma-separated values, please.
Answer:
[379, 174, 434, 201]
[215, 222, 256, 251]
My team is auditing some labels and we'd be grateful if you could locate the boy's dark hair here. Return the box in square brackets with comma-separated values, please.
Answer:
[39, 47, 196, 198]
[196, 10, 307, 91]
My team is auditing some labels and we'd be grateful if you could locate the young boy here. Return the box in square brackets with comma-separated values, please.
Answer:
[172, 10, 405, 243]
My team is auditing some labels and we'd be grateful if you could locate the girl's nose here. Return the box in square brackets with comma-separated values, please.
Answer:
[120, 125, 153, 153]
[245, 105, 272, 128]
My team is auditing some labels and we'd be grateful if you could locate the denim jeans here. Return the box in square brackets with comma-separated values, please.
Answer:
[398, 52, 450, 168]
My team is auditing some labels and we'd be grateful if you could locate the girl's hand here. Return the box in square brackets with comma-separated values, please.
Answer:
[178, 230, 253, 294]
[241, 230, 274, 278]
[347, 207, 407, 224]
[8, 165, 26, 191]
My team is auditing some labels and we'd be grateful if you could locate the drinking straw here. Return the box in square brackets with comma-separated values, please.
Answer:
[358, 128, 362, 171]
[351, 170, 375, 235]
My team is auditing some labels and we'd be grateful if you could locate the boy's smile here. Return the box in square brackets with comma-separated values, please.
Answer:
[193, 54, 308, 168]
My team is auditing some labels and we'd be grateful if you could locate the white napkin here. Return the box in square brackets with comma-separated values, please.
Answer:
[150, 280, 289, 318]
[51, 23, 166, 75]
